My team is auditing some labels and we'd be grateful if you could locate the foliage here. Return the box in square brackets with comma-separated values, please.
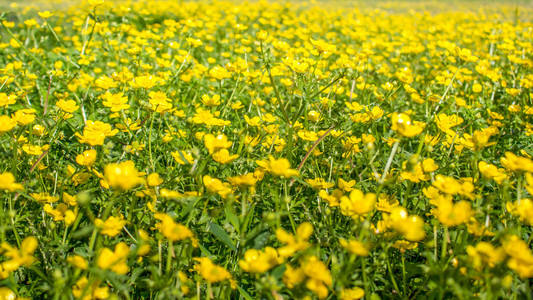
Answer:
[0, 0, 532, 299]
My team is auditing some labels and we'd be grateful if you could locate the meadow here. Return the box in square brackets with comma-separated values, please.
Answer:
[0, 0, 532, 299]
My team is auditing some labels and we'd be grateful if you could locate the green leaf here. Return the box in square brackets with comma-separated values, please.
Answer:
[244, 224, 269, 249]
[225, 205, 240, 234]
[198, 243, 214, 259]
[237, 285, 253, 300]
[70, 226, 94, 239]
[241, 203, 256, 233]
[208, 222, 237, 251]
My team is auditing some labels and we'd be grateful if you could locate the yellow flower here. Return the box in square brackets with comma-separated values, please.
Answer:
[22, 144, 49, 156]
[227, 173, 257, 188]
[204, 134, 233, 154]
[0, 93, 16, 107]
[256, 156, 299, 178]
[435, 113, 463, 134]
[0, 287, 16, 300]
[132, 75, 157, 89]
[43, 203, 71, 222]
[67, 255, 88, 270]
[72, 277, 109, 300]
[97, 242, 130, 274]
[154, 213, 198, 246]
[340, 287, 365, 300]
[103, 160, 143, 190]
[88, 0, 104, 6]
[339, 239, 370, 256]
[146, 173, 164, 187]
[478, 161, 508, 184]
[466, 242, 505, 271]
[301, 255, 332, 299]
[0, 115, 17, 133]
[56, 99, 79, 113]
[432, 175, 475, 199]
[509, 198, 533, 226]
[239, 247, 283, 273]
[208, 66, 231, 80]
[171, 150, 193, 165]
[375, 193, 399, 213]
[30, 192, 59, 203]
[94, 214, 127, 237]
[201, 94, 221, 107]
[421, 158, 439, 173]
[338, 178, 356, 192]
[76, 120, 118, 146]
[306, 177, 334, 189]
[212, 149, 239, 164]
[256, 30, 268, 41]
[148, 91, 173, 113]
[244, 115, 261, 127]
[392, 240, 418, 253]
[76, 149, 97, 167]
[386, 207, 426, 241]
[0, 172, 24, 192]
[101, 91, 130, 112]
[454, 47, 478, 62]
[0, 236, 38, 278]
[318, 189, 343, 207]
[186, 37, 203, 47]
[309, 38, 336, 54]
[283, 264, 305, 288]
[13, 109, 36, 125]
[391, 113, 425, 137]
[432, 196, 473, 227]
[276, 222, 313, 257]
[193, 257, 235, 288]
[38, 11, 53, 19]
[203, 175, 233, 199]
[472, 83, 483, 93]
[501, 152, 533, 173]
[340, 189, 376, 218]
[502, 235, 533, 278]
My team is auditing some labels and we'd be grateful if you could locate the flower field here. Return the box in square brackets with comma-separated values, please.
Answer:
[0, 0, 532, 298]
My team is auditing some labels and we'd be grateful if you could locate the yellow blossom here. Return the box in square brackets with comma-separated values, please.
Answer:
[97, 242, 130, 274]
[276, 222, 313, 257]
[76, 149, 97, 167]
[0, 115, 17, 133]
[339, 239, 370, 256]
[94, 214, 127, 237]
[256, 156, 299, 178]
[239, 247, 283, 273]
[193, 257, 235, 288]
[72, 277, 109, 300]
[340, 189, 376, 218]
[466, 242, 505, 271]
[0, 172, 24, 192]
[103, 160, 143, 190]
[154, 213, 198, 246]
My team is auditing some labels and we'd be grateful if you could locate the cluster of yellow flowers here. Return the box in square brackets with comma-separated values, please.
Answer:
[0, 0, 532, 298]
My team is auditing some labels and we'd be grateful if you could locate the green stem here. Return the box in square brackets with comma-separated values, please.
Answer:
[46, 22, 67, 49]
[381, 140, 400, 183]
[361, 257, 369, 295]
[127, 195, 138, 222]
[166, 241, 174, 274]
[81, 9, 98, 56]
[148, 112, 156, 171]
[267, 69, 290, 125]
[441, 226, 448, 261]
[401, 253, 407, 297]
[385, 248, 400, 293]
